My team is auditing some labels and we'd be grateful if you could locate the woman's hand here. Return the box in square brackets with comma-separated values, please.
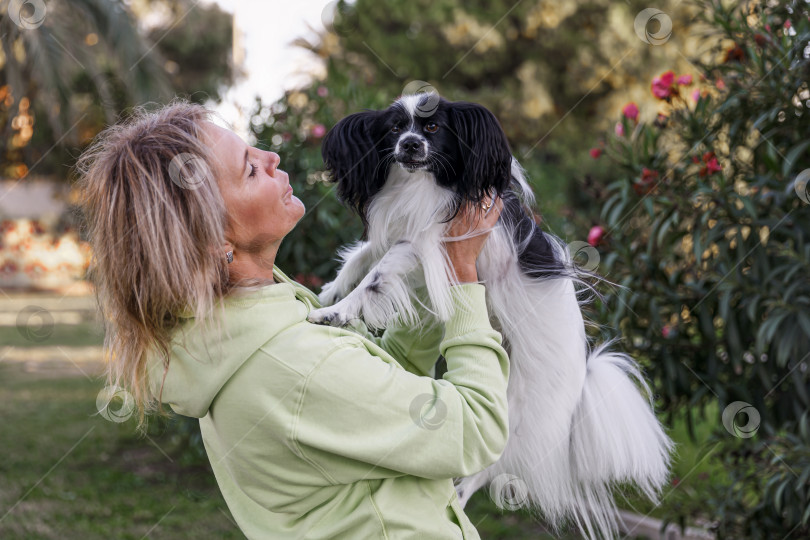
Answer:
[443, 195, 504, 283]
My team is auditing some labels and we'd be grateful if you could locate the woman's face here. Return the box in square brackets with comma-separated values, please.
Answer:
[204, 122, 305, 255]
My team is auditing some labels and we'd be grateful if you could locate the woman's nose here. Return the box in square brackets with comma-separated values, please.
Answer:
[265, 151, 280, 176]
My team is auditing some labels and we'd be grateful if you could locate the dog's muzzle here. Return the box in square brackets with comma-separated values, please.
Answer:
[396, 135, 428, 172]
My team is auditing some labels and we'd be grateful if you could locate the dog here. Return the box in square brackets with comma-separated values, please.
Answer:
[308, 94, 673, 539]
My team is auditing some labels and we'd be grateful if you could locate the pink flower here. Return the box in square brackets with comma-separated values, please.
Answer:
[705, 157, 722, 175]
[317, 86, 329, 98]
[641, 168, 659, 182]
[587, 225, 605, 247]
[634, 168, 659, 195]
[651, 70, 676, 99]
[676, 74, 693, 86]
[716, 79, 726, 91]
[691, 89, 701, 102]
[311, 123, 327, 138]
[622, 102, 639, 122]
[589, 148, 602, 159]
[784, 20, 792, 29]
[615, 122, 625, 137]
[699, 152, 722, 177]
[661, 326, 672, 338]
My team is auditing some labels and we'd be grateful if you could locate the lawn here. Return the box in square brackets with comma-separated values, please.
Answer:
[0, 321, 103, 348]
[0, 324, 723, 539]
[0, 358, 244, 540]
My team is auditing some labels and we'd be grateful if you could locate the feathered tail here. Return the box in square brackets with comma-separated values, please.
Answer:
[567, 341, 675, 538]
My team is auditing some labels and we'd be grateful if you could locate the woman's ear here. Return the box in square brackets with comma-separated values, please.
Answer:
[321, 110, 382, 218]
[448, 102, 513, 201]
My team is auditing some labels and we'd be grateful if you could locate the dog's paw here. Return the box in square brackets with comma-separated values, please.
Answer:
[307, 305, 353, 327]
[318, 280, 345, 307]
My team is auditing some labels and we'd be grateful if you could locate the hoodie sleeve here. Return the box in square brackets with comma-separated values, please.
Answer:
[343, 286, 444, 377]
[345, 305, 444, 378]
[290, 284, 510, 484]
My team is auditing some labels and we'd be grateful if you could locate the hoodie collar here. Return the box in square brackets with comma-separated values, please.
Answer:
[148, 266, 319, 418]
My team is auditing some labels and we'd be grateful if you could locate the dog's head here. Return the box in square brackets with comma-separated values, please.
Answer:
[322, 96, 513, 220]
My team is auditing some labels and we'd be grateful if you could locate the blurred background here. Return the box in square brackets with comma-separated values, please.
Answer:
[1, 0, 809, 538]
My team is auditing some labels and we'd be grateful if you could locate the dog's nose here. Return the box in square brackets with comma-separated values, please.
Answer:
[400, 137, 423, 153]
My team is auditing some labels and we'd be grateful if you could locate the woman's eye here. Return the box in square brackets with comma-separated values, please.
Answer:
[391, 126, 400, 134]
[424, 123, 439, 133]
[248, 163, 258, 177]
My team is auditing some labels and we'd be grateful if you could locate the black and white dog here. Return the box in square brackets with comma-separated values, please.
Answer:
[309, 95, 673, 538]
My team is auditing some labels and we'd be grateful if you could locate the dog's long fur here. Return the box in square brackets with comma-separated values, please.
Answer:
[309, 95, 674, 539]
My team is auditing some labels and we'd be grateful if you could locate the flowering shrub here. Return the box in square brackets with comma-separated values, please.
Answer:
[586, 1, 810, 537]
[0, 218, 89, 290]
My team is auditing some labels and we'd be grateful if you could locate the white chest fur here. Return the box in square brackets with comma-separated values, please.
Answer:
[366, 167, 455, 252]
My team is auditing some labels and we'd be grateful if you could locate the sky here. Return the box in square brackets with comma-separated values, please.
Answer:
[209, 0, 333, 136]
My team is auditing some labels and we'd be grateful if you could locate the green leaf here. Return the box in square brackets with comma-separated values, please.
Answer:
[799, 311, 810, 338]
[737, 194, 758, 219]
[775, 480, 788, 513]
[757, 311, 789, 350]
[746, 294, 760, 322]
[777, 325, 798, 366]
[752, 107, 779, 130]
[643, 196, 654, 218]
[655, 212, 675, 246]
[719, 290, 731, 322]
[782, 140, 810, 178]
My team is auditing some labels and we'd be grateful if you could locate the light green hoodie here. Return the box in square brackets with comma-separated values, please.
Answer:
[148, 266, 510, 539]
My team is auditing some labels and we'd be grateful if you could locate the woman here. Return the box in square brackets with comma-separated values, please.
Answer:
[78, 101, 507, 539]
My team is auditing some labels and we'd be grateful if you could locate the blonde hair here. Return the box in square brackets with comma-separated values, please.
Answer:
[76, 101, 231, 428]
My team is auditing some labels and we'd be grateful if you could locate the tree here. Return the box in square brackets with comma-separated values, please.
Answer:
[140, 0, 241, 104]
[0, 0, 236, 179]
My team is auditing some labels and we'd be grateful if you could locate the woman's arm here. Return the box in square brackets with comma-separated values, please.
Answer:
[342, 288, 444, 378]
[291, 282, 509, 482]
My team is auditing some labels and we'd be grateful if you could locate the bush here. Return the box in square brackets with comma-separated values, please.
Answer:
[586, 1, 810, 536]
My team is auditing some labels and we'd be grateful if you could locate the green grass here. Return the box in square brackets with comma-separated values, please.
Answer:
[0, 322, 104, 348]
[0, 361, 244, 540]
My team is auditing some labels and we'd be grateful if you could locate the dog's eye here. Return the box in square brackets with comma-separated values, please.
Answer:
[424, 122, 439, 133]
[391, 125, 401, 134]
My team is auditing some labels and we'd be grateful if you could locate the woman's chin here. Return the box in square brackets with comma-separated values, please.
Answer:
[292, 196, 306, 217]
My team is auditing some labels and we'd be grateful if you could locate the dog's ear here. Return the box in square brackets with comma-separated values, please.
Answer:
[322, 110, 383, 218]
[448, 102, 513, 201]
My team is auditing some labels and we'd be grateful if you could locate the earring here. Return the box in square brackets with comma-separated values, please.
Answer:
[225, 250, 233, 264]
